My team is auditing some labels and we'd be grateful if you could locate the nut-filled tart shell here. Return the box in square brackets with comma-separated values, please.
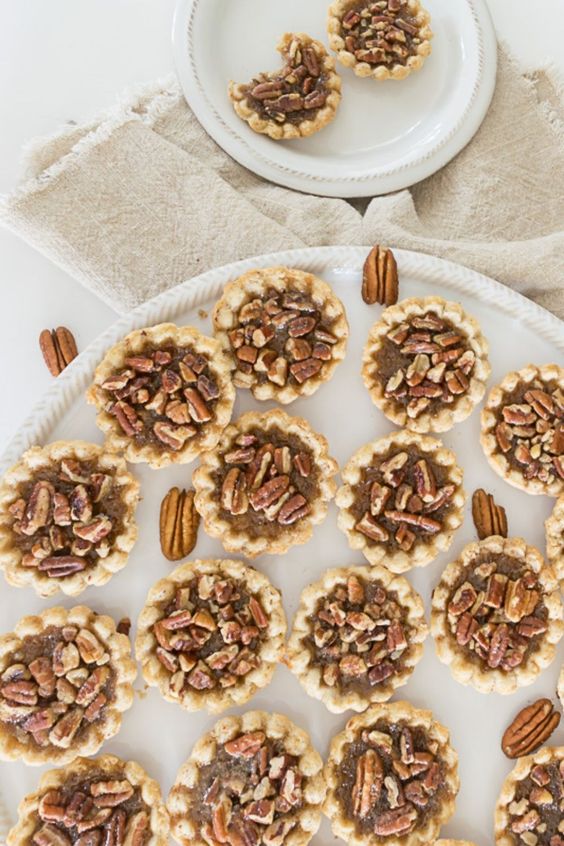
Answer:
[0, 605, 136, 765]
[328, 0, 432, 81]
[212, 266, 348, 404]
[545, 493, 564, 582]
[323, 701, 459, 846]
[431, 536, 564, 694]
[192, 408, 338, 558]
[0, 440, 139, 597]
[494, 745, 564, 846]
[136, 559, 286, 713]
[167, 710, 326, 846]
[286, 565, 428, 713]
[362, 296, 490, 433]
[336, 430, 465, 572]
[7, 753, 169, 846]
[87, 323, 235, 468]
[228, 33, 342, 140]
[481, 364, 564, 496]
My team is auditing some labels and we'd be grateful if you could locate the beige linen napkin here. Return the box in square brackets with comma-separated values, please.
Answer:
[1, 47, 563, 317]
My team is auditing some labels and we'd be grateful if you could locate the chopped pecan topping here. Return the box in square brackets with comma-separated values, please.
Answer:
[506, 753, 564, 845]
[338, 0, 428, 69]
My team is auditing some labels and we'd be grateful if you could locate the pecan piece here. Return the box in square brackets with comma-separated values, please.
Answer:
[249, 476, 290, 510]
[38, 556, 87, 578]
[277, 494, 310, 525]
[221, 468, 249, 515]
[153, 421, 195, 450]
[472, 488, 508, 539]
[33, 823, 72, 846]
[355, 512, 389, 542]
[224, 731, 265, 758]
[362, 245, 399, 305]
[160, 487, 200, 561]
[384, 510, 441, 533]
[352, 749, 383, 817]
[39, 327, 78, 377]
[502, 698, 561, 758]
[374, 804, 417, 836]
[289, 357, 323, 383]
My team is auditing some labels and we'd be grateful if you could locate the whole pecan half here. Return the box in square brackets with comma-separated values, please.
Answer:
[39, 327, 78, 377]
[502, 698, 561, 758]
[362, 245, 399, 306]
[472, 488, 508, 539]
[159, 488, 200, 561]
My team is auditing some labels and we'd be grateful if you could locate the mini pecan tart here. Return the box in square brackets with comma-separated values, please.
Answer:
[167, 710, 326, 846]
[136, 559, 286, 713]
[327, 0, 432, 81]
[7, 753, 169, 846]
[286, 566, 427, 713]
[545, 494, 564, 581]
[87, 324, 235, 468]
[0, 606, 136, 765]
[212, 266, 348, 403]
[336, 431, 465, 573]
[362, 297, 490, 433]
[494, 746, 564, 846]
[228, 33, 342, 140]
[192, 409, 338, 558]
[481, 364, 564, 496]
[0, 441, 139, 597]
[323, 702, 459, 846]
[431, 536, 564, 694]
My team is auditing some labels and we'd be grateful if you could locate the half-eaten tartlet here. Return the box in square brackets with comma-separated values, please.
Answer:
[431, 536, 564, 694]
[136, 559, 286, 713]
[228, 33, 342, 140]
[0, 605, 136, 765]
[213, 266, 348, 403]
[545, 493, 564, 582]
[494, 745, 564, 846]
[323, 701, 459, 846]
[192, 409, 338, 558]
[7, 753, 169, 846]
[0, 440, 139, 597]
[336, 430, 464, 572]
[167, 710, 326, 846]
[362, 297, 490, 433]
[286, 565, 427, 713]
[327, 0, 432, 81]
[481, 364, 563, 496]
[87, 324, 235, 468]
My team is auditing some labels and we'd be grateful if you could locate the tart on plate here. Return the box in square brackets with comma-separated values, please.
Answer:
[0, 440, 139, 597]
[545, 493, 564, 581]
[167, 710, 326, 846]
[0, 605, 136, 765]
[228, 33, 342, 140]
[192, 409, 338, 558]
[136, 559, 286, 713]
[481, 364, 563, 496]
[212, 266, 348, 403]
[87, 324, 235, 468]
[327, 0, 432, 81]
[336, 430, 465, 572]
[323, 701, 459, 846]
[431, 536, 564, 694]
[7, 753, 169, 846]
[286, 565, 428, 713]
[362, 297, 490, 433]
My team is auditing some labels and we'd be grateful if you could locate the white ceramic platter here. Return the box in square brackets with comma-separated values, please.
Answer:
[0, 247, 563, 844]
[172, 0, 497, 197]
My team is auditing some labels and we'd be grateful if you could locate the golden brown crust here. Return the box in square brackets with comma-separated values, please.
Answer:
[431, 536, 564, 694]
[212, 266, 348, 404]
[0, 440, 139, 597]
[135, 559, 287, 713]
[336, 430, 465, 573]
[86, 323, 235, 468]
[167, 710, 326, 846]
[545, 493, 564, 581]
[7, 753, 170, 846]
[286, 565, 428, 713]
[228, 34, 342, 140]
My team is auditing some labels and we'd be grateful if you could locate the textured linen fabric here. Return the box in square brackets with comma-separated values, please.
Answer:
[1, 47, 563, 317]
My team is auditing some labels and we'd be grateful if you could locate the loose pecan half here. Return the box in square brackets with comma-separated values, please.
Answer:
[472, 488, 508, 539]
[362, 245, 399, 306]
[502, 698, 561, 758]
[159, 487, 200, 561]
[39, 327, 78, 377]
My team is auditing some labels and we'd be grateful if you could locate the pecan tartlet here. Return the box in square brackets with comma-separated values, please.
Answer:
[328, 0, 432, 81]
[0, 606, 136, 765]
[7, 753, 169, 846]
[545, 493, 564, 581]
[362, 297, 490, 433]
[136, 559, 286, 713]
[87, 324, 235, 468]
[494, 746, 564, 846]
[431, 536, 564, 694]
[192, 409, 338, 558]
[212, 266, 348, 404]
[167, 711, 326, 846]
[481, 364, 564, 496]
[0, 441, 139, 597]
[286, 566, 428, 713]
[336, 430, 464, 572]
[323, 702, 459, 846]
[228, 33, 342, 140]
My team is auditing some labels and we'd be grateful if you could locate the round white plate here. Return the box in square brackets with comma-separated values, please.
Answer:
[172, 0, 498, 197]
[0, 247, 562, 845]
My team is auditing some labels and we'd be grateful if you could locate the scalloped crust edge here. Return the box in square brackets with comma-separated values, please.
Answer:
[545, 493, 564, 581]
